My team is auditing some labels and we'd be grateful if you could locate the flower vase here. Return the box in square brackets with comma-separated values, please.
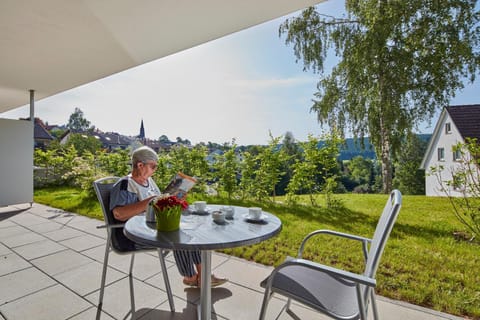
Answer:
[155, 206, 182, 231]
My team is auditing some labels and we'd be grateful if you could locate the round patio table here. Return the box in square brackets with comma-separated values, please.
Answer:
[124, 204, 282, 320]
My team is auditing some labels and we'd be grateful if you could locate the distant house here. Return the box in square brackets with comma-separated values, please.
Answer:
[205, 149, 223, 164]
[420, 104, 480, 196]
[60, 129, 133, 151]
[18, 117, 55, 149]
[33, 118, 55, 149]
[94, 131, 133, 151]
[145, 139, 175, 153]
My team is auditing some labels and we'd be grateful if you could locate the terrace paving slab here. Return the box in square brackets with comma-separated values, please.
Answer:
[0, 220, 16, 229]
[135, 296, 217, 320]
[82, 244, 175, 281]
[43, 226, 86, 241]
[0, 203, 467, 320]
[67, 219, 108, 238]
[0, 284, 91, 320]
[0, 252, 31, 276]
[0, 226, 30, 241]
[59, 233, 105, 251]
[31, 248, 93, 276]
[6, 212, 49, 227]
[0, 267, 55, 304]
[27, 221, 65, 234]
[54, 260, 125, 297]
[68, 306, 116, 320]
[1, 231, 46, 248]
[0, 243, 11, 255]
[84, 277, 171, 320]
[10, 238, 66, 260]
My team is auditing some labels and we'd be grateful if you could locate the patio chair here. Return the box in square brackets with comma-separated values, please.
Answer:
[259, 189, 402, 320]
[93, 176, 175, 318]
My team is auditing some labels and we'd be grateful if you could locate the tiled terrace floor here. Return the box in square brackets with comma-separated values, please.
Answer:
[0, 203, 465, 320]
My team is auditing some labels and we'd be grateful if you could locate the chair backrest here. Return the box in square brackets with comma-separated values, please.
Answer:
[364, 189, 402, 278]
[93, 176, 137, 252]
[93, 176, 120, 226]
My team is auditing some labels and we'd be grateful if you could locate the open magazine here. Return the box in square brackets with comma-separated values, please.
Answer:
[163, 172, 197, 199]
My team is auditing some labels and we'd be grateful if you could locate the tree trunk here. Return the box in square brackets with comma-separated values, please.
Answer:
[379, 127, 393, 194]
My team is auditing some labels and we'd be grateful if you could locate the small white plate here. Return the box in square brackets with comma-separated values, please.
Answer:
[189, 206, 211, 215]
[242, 213, 268, 222]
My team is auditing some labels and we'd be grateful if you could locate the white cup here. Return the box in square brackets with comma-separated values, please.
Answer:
[212, 210, 226, 224]
[248, 207, 262, 220]
[222, 206, 235, 219]
[194, 201, 207, 212]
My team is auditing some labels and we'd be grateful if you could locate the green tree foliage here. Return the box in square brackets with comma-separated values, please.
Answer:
[254, 134, 288, 202]
[65, 133, 102, 156]
[63, 151, 106, 197]
[277, 131, 301, 195]
[344, 156, 375, 193]
[212, 141, 239, 199]
[152, 154, 169, 188]
[393, 133, 427, 195]
[158, 135, 170, 143]
[155, 145, 210, 193]
[96, 149, 131, 177]
[348, 156, 374, 185]
[279, 1, 480, 193]
[33, 133, 366, 207]
[175, 136, 191, 145]
[34, 145, 77, 186]
[286, 133, 342, 206]
[67, 107, 92, 132]
[238, 151, 257, 200]
[49, 127, 67, 139]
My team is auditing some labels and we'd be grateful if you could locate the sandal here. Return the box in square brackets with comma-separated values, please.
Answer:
[183, 275, 228, 288]
[210, 274, 228, 287]
[183, 277, 199, 287]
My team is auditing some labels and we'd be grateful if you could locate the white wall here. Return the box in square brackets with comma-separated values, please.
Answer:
[0, 118, 33, 206]
[424, 113, 464, 196]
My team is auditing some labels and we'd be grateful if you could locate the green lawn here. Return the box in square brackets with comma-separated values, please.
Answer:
[34, 188, 480, 319]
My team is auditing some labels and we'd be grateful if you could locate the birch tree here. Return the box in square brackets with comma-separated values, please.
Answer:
[280, 0, 480, 192]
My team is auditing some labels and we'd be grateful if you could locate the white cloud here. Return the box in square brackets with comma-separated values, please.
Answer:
[3, 0, 475, 145]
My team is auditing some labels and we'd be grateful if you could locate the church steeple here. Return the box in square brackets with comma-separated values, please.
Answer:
[139, 119, 145, 140]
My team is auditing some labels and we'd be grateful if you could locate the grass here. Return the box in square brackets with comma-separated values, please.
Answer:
[34, 188, 480, 319]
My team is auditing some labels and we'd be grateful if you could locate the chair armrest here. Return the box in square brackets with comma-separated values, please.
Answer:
[299, 229, 371, 261]
[267, 258, 376, 289]
[96, 223, 125, 229]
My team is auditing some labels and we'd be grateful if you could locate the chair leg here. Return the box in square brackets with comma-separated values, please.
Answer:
[98, 241, 111, 307]
[158, 249, 175, 312]
[259, 287, 273, 320]
[286, 298, 292, 312]
[129, 253, 136, 319]
[370, 290, 379, 320]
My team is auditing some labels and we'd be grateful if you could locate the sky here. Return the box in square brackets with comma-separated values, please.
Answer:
[1, 1, 479, 146]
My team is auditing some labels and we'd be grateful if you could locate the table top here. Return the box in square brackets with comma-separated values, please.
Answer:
[124, 205, 282, 251]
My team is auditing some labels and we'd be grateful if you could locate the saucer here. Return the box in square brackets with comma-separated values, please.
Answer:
[242, 213, 268, 222]
[189, 206, 211, 215]
[213, 219, 229, 225]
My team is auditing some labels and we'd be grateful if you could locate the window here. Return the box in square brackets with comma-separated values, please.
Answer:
[453, 149, 462, 161]
[437, 148, 445, 161]
[445, 122, 452, 134]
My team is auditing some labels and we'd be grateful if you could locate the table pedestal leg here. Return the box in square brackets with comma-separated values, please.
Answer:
[198, 250, 212, 320]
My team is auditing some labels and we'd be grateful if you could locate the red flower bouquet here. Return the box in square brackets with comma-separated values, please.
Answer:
[151, 194, 188, 231]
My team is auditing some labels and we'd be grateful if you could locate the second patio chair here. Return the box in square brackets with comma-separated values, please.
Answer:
[259, 189, 402, 320]
[93, 176, 175, 318]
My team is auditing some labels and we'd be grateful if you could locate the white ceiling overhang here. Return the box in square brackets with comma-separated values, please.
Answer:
[0, 0, 325, 113]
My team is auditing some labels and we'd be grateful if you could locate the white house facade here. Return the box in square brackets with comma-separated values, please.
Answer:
[420, 104, 480, 196]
